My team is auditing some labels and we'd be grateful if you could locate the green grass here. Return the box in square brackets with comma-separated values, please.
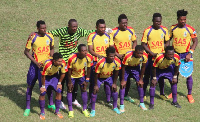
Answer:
[1, 0, 200, 121]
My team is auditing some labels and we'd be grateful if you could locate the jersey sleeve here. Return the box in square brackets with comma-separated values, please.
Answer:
[48, 33, 55, 46]
[169, 25, 174, 38]
[87, 54, 93, 67]
[79, 27, 95, 37]
[42, 61, 51, 75]
[122, 53, 131, 65]
[87, 33, 94, 46]
[47, 27, 67, 37]
[164, 28, 170, 41]
[131, 29, 137, 41]
[95, 61, 103, 73]
[152, 54, 162, 67]
[25, 35, 36, 49]
[142, 52, 148, 63]
[61, 60, 68, 73]
[174, 54, 181, 66]
[67, 54, 76, 69]
[188, 26, 197, 38]
[141, 29, 148, 43]
[109, 34, 114, 45]
[114, 58, 121, 70]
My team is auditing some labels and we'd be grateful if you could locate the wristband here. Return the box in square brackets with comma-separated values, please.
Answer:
[86, 78, 90, 82]
[58, 82, 61, 85]
[153, 77, 157, 80]
[173, 76, 177, 79]
[189, 49, 194, 54]
[42, 85, 45, 88]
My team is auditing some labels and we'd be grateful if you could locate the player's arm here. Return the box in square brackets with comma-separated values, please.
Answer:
[24, 48, 42, 68]
[132, 40, 137, 50]
[137, 63, 146, 88]
[50, 45, 54, 57]
[165, 40, 170, 47]
[141, 42, 157, 57]
[80, 28, 95, 37]
[151, 66, 157, 87]
[120, 64, 127, 89]
[88, 45, 103, 59]
[40, 75, 46, 93]
[47, 28, 65, 37]
[112, 70, 119, 92]
[186, 37, 198, 62]
[93, 73, 99, 94]
[67, 68, 73, 92]
[172, 65, 179, 84]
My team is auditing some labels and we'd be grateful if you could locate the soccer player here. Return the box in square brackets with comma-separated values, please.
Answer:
[168, 9, 198, 103]
[141, 13, 170, 100]
[90, 47, 121, 117]
[29, 19, 95, 109]
[87, 19, 114, 105]
[120, 45, 148, 112]
[149, 46, 181, 109]
[39, 53, 67, 120]
[67, 44, 93, 118]
[24, 20, 54, 116]
[111, 14, 137, 103]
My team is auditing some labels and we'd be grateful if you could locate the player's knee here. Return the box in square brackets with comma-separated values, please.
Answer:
[40, 92, 46, 96]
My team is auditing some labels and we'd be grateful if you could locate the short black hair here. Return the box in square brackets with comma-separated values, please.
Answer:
[165, 46, 174, 53]
[96, 19, 105, 27]
[135, 45, 144, 52]
[152, 13, 162, 21]
[106, 46, 115, 56]
[118, 14, 128, 23]
[177, 9, 188, 19]
[36, 20, 45, 28]
[68, 19, 77, 25]
[53, 52, 63, 61]
[78, 44, 86, 52]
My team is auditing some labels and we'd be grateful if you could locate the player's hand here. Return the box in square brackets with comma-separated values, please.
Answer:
[120, 80, 126, 89]
[28, 32, 36, 40]
[185, 53, 191, 62]
[67, 82, 74, 92]
[117, 54, 124, 60]
[105, 28, 113, 34]
[40, 87, 46, 93]
[81, 81, 88, 91]
[36, 62, 43, 68]
[151, 79, 157, 87]
[172, 78, 177, 84]
[93, 85, 99, 94]
[152, 53, 158, 58]
[137, 79, 144, 88]
[112, 84, 117, 92]
[57, 84, 62, 90]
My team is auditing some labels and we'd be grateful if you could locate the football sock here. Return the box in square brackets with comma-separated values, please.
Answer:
[112, 92, 118, 109]
[81, 91, 88, 111]
[150, 86, 155, 105]
[104, 83, 111, 102]
[39, 100, 45, 114]
[26, 87, 32, 109]
[55, 99, 61, 113]
[67, 92, 73, 111]
[138, 87, 144, 103]
[119, 88, 125, 105]
[91, 93, 97, 110]
[171, 83, 177, 103]
[187, 76, 193, 95]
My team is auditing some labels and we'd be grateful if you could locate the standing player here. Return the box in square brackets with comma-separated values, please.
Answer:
[168, 9, 198, 103]
[88, 19, 114, 105]
[24, 20, 54, 116]
[120, 45, 148, 112]
[29, 19, 95, 108]
[39, 53, 67, 120]
[141, 13, 170, 100]
[149, 46, 181, 109]
[90, 47, 121, 117]
[67, 44, 93, 118]
[111, 14, 137, 103]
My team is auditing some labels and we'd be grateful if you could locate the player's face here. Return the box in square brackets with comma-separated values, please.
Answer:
[68, 22, 78, 34]
[107, 53, 115, 63]
[134, 50, 144, 58]
[79, 46, 88, 58]
[96, 24, 106, 35]
[119, 19, 128, 30]
[38, 24, 46, 35]
[53, 58, 63, 66]
[153, 17, 162, 29]
[178, 16, 186, 27]
[165, 50, 174, 60]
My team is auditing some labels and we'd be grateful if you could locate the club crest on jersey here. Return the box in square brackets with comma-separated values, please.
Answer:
[46, 40, 50, 45]
[65, 66, 67, 69]
[184, 31, 187, 37]
[129, 35, 131, 40]
[104, 38, 108, 44]
[161, 33, 164, 39]
[84, 62, 87, 66]
[112, 66, 115, 69]
[140, 59, 143, 62]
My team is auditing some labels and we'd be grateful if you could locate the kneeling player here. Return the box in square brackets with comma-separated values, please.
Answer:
[149, 46, 181, 109]
[67, 44, 93, 118]
[90, 47, 121, 117]
[39, 53, 67, 120]
[120, 45, 148, 112]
